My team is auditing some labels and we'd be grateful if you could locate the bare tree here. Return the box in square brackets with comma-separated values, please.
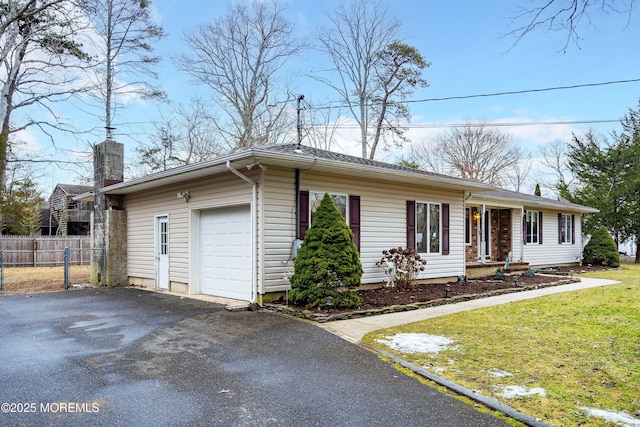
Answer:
[313, 0, 402, 159]
[79, 0, 164, 139]
[410, 122, 526, 188]
[504, 153, 532, 192]
[133, 99, 225, 175]
[175, 1, 302, 150]
[1, 0, 93, 184]
[537, 139, 574, 193]
[506, 0, 636, 52]
[298, 99, 345, 152]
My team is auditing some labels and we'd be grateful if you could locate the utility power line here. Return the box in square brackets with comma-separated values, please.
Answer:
[308, 77, 640, 110]
[407, 78, 640, 103]
[306, 118, 619, 129]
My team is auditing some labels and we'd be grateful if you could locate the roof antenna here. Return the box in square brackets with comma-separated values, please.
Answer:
[296, 94, 304, 151]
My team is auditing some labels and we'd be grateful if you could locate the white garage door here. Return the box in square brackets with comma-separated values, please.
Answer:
[199, 205, 252, 300]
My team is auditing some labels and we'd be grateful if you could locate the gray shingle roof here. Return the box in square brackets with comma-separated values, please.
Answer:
[259, 144, 485, 186]
[57, 184, 93, 195]
[471, 188, 598, 213]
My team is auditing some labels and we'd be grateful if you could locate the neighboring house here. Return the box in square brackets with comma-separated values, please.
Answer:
[98, 144, 597, 304]
[40, 205, 55, 235]
[48, 184, 94, 236]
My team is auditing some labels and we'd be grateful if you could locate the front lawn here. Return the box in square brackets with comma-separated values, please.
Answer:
[364, 263, 640, 426]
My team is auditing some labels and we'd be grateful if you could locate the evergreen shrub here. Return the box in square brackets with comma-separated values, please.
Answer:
[289, 193, 363, 309]
[583, 226, 620, 267]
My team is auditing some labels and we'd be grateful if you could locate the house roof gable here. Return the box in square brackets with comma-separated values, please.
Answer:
[55, 184, 93, 196]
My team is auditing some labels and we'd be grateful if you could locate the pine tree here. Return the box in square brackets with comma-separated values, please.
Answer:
[534, 183, 541, 196]
[289, 193, 363, 309]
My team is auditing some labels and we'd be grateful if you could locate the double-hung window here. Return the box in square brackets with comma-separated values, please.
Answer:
[310, 192, 347, 223]
[416, 202, 440, 254]
[525, 210, 539, 244]
[299, 190, 361, 251]
[559, 213, 574, 244]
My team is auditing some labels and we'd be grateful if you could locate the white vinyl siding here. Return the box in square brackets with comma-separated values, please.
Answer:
[523, 209, 583, 265]
[124, 171, 256, 289]
[261, 168, 297, 293]
[261, 168, 466, 289]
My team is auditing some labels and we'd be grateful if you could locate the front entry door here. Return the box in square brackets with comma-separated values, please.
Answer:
[155, 215, 169, 290]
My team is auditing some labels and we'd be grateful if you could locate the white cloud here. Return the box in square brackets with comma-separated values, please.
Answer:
[11, 128, 42, 155]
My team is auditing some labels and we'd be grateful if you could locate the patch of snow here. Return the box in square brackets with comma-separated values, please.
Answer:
[376, 333, 455, 354]
[487, 368, 513, 378]
[72, 283, 93, 288]
[580, 407, 640, 427]
[496, 385, 546, 399]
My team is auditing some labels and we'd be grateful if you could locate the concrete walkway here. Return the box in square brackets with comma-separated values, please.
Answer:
[318, 277, 620, 343]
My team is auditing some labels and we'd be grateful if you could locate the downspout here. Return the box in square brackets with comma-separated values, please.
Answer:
[463, 192, 472, 277]
[227, 160, 258, 304]
[295, 169, 300, 240]
[481, 204, 487, 263]
[520, 208, 525, 263]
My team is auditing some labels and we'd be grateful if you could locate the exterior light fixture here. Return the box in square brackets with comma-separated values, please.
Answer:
[472, 211, 481, 221]
[177, 191, 191, 203]
[445, 283, 451, 298]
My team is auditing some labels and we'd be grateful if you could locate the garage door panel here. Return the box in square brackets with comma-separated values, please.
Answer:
[199, 206, 252, 300]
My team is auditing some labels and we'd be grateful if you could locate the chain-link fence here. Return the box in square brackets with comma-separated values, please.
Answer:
[0, 247, 104, 294]
[64, 248, 105, 290]
[1, 249, 4, 294]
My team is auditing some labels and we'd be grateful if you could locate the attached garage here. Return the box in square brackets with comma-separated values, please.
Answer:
[198, 205, 252, 300]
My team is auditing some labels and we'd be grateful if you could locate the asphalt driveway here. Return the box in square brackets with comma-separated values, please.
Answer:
[0, 288, 509, 426]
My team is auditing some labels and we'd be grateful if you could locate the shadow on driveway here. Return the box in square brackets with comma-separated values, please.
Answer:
[0, 288, 509, 426]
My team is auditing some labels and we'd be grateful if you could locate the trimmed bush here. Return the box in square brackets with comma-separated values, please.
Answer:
[375, 247, 426, 289]
[583, 226, 620, 267]
[289, 193, 363, 309]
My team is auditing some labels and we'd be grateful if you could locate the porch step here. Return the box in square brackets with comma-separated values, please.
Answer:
[466, 261, 529, 278]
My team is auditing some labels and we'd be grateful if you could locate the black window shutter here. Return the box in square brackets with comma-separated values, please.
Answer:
[538, 211, 543, 245]
[558, 213, 562, 244]
[406, 200, 415, 249]
[349, 195, 361, 251]
[523, 210, 527, 245]
[299, 190, 309, 240]
[442, 203, 450, 255]
[571, 214, 575, 244]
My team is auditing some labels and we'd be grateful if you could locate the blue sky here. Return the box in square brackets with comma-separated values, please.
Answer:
[22, 0, 640, 195]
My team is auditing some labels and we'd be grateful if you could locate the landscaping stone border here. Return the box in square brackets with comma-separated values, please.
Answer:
[264, 278, 579, 323]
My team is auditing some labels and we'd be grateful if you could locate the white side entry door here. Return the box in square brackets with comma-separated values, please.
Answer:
[155, 215, 169, 290]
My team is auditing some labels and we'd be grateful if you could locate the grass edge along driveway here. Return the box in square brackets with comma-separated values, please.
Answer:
[364, 264, 640, 427]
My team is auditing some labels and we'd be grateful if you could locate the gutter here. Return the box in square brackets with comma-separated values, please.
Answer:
[226, 160, 258, 304]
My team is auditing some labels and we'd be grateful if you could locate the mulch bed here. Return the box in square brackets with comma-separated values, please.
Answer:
[265, 265, 612, 322]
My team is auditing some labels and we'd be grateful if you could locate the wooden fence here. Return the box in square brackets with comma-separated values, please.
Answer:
[0, 236, 92, 267]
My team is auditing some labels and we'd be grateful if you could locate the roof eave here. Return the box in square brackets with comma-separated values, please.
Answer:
[469, 193, 599, 214]
[251, 149, 494, 192]
[102, 147, 494, 195]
